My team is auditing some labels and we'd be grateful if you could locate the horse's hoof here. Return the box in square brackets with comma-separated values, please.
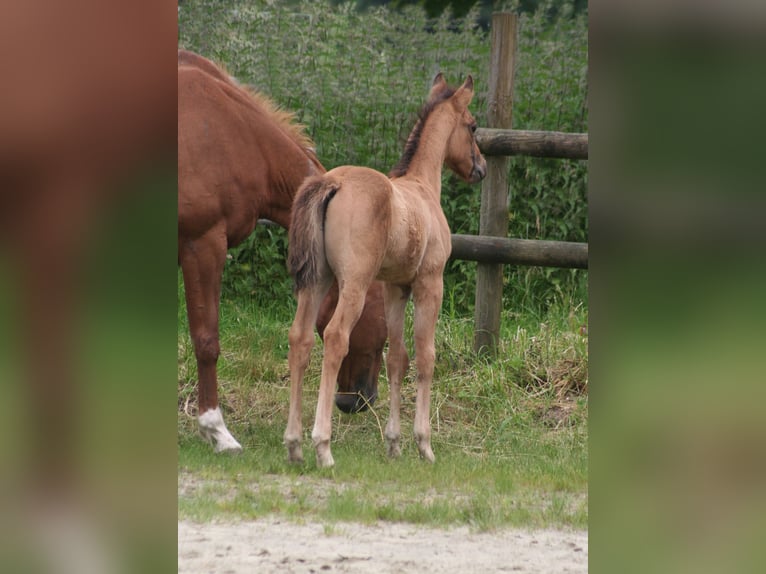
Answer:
[317, 453, 335, 468]
[199, 408, 242, 453]
[420, 450, 435, 463]
[385, 436, 401, 458]
[314, 441, 335, 468]
[285, 440, 304, 464]
[214, 440, 243, 454]
[416, 439, 435, 463]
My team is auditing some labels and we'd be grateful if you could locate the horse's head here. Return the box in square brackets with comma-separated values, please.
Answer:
[433, 73, 487, 184]
[334, 350, 382, 414]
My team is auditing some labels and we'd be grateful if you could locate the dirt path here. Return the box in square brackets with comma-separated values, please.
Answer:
[178, 517, 587, 573]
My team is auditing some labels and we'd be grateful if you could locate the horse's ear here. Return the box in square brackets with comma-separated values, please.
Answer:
[429, 72, 447, 98]
[453, 75, 475, 109]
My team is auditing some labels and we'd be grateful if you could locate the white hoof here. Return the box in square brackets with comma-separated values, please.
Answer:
[198, 407, 242, 453]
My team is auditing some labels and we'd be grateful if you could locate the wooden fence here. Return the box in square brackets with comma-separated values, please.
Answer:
[459, 13, 588, 355]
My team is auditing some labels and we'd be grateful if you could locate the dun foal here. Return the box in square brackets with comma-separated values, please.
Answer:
[286, 74, 487, 467]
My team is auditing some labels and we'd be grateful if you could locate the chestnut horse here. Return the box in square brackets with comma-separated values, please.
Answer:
[286, 74, 487, 467]
[178, 50, 386, 452]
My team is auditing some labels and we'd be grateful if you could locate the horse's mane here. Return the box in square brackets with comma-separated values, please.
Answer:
[237, 84, 316, 151]
[180, 51, 315, 152]
[389, 84, 456, 179]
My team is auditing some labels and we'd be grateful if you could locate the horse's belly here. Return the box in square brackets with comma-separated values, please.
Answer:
[376, 264, 417, 285]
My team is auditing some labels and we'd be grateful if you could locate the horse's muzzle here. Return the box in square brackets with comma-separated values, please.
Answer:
[335, 390, 378, 414]
[470, 160, 487, 183]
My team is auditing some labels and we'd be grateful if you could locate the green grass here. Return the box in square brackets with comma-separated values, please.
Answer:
[178, 272, 588, 530]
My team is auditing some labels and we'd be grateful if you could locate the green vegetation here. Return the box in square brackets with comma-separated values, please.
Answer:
[178, 0, 587, 530]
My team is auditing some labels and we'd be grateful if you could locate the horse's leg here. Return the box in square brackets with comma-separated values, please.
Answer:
[410, 275, 444, 463]
[383, 283, 411, 458]
[179, 228, 241, 452]
[312, 282, 369, 467]
[285, 280, 330, 463]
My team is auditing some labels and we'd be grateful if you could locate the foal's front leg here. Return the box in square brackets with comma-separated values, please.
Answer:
[411, 276, 444, 463]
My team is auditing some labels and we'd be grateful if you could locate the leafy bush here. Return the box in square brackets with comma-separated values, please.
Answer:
[179, 0, 587, 315]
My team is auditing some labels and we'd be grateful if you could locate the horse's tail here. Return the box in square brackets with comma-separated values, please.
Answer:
[288, 175, 340, 291]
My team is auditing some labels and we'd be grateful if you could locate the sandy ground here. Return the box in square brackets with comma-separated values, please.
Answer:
[178, 518, 587, 573]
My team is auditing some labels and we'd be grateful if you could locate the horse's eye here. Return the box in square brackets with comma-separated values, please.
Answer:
[470, 123, 477, 134]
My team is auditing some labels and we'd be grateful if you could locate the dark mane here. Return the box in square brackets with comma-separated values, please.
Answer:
[389, 85, 456, 178]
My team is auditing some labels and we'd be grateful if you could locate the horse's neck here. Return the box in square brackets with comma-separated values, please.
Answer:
[263, 140, 324, 228]
[399, 112, 454, 199]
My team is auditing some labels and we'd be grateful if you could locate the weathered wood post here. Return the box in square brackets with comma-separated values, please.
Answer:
[473, 12, 517, 355]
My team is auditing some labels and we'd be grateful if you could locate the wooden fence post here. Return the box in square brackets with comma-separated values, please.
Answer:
[473, 12, 517, 355]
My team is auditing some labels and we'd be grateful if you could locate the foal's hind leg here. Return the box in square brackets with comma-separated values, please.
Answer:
[383, 284, 411, 458]
[180, 228, 242, 453]
[312, 282, 369, 467]
[411, 274, 444, 463]
[285, 279, 331, 463]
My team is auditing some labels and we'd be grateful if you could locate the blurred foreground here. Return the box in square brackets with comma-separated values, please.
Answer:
[0, 2, 177, 572]
[591, 1, 766, 573]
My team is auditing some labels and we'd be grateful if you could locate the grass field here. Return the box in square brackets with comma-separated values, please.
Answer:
[178, 272, 588, 530]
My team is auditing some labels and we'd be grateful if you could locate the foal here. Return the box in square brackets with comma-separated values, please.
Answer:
[286, 74, 487, 467]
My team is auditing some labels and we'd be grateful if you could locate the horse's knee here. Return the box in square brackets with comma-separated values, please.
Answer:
[192, 333, 219, 365]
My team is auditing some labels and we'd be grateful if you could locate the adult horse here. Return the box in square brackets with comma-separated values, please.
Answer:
[286, 74, 487, 467]
[178, 50, 386, 452]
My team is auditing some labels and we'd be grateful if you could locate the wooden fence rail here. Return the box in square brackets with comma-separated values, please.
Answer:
[476, 128, 588, 160]
[450, 234, 588, 269]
